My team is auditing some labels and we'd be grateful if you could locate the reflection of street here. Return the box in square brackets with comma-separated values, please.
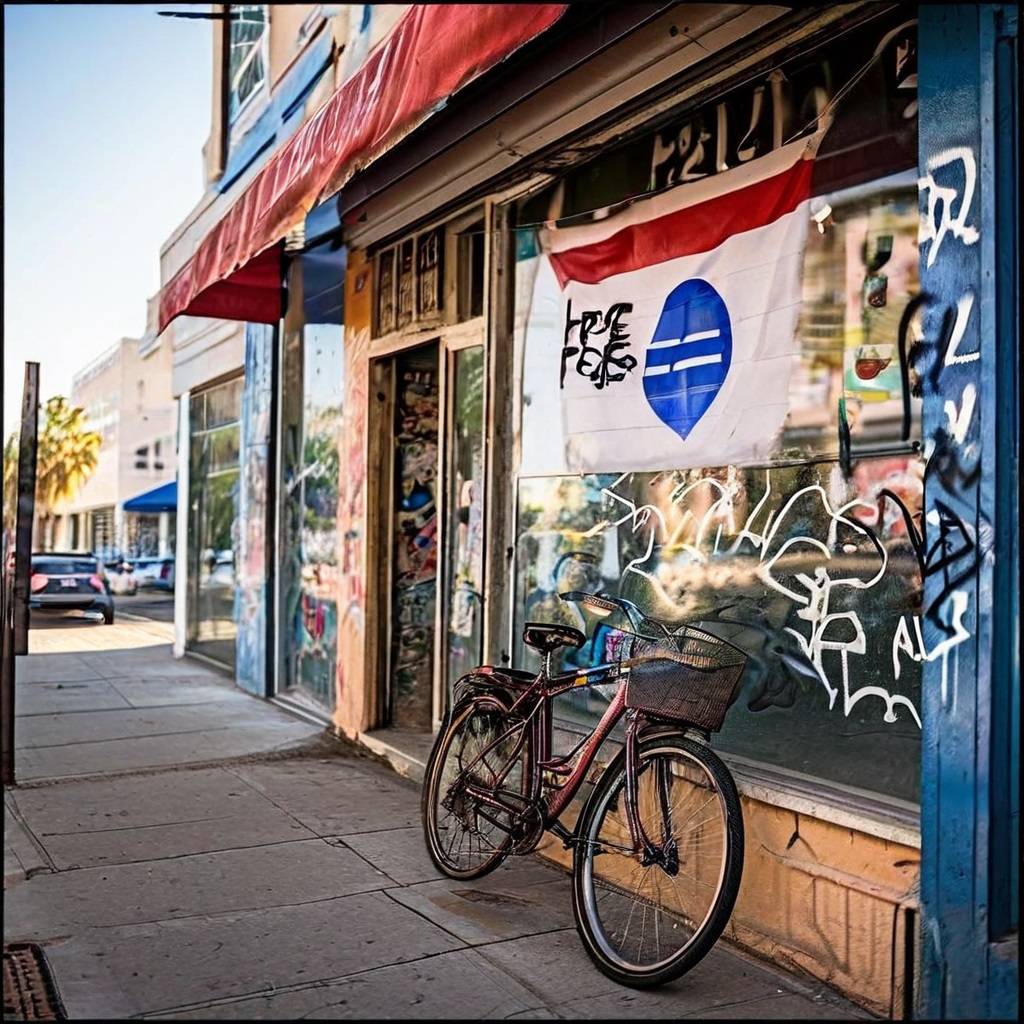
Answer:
[114, 591, 176, 623]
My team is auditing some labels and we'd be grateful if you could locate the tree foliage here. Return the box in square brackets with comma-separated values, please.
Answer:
[2, 396, 102, 536]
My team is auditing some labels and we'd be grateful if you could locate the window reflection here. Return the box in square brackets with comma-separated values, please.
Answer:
[279, 246, 346, 713]
[445, 346, 485, 695]
[187, 379, 242, 669]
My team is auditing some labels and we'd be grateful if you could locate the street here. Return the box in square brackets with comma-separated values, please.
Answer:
[3, 615, 865, 1019]
[113, 590, 175, 623]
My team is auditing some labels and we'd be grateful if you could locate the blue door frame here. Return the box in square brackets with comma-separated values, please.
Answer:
[917, 5, 1018, 1019]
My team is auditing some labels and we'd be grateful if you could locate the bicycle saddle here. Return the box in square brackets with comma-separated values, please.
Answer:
[522, 622, 586, 654]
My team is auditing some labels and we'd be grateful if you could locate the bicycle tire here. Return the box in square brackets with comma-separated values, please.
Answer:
[571, 733, 744, 988]
[421, 694, 524, 880]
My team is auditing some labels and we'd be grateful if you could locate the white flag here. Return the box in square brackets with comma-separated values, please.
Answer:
[521, 137, 818, 476]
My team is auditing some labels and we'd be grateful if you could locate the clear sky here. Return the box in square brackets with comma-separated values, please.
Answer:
[3, 3, 212, 437]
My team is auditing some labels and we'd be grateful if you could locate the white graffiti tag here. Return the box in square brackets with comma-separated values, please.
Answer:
[919, 146, 980, 268]
[592, 470, 921, 727]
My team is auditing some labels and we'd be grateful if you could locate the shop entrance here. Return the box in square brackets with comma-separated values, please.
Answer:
[384, 343, 440, 732]
[369, 330, 487, 738]
[362, 206, 490, 745]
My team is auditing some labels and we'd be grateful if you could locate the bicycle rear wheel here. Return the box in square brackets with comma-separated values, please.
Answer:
[421, 695, 528, 880]
[572, 734, 743, 987]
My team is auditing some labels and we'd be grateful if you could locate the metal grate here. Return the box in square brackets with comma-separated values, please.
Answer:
[3, 944, 65, 1021]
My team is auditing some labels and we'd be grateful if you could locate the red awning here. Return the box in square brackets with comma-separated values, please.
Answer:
[159, 4, 567, 333]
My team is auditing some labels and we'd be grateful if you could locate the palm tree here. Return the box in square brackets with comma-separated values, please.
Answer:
[2, 433, 20, 537]
[4, 397, 102, 549]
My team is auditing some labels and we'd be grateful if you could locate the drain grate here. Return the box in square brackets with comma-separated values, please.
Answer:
[3, 944, 65, 1021]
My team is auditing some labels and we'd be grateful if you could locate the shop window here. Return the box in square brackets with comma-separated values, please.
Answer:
[277, 243, 346, 713]
[396, 238, 415, 329]
[373, 211, 484, 338]
[377, 247, 397, 335]
[458, 221, 485, 321]
[228, 5, 268, 123]
[510, 11, 924, 809]
[417, 227, 444, 319]
[187, 376, 243, 670]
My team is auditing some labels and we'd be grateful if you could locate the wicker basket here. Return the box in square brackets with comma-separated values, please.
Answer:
[623, 625, 747, 732]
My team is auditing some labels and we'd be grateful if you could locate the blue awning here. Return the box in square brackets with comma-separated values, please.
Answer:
[123, 480, 177, 513]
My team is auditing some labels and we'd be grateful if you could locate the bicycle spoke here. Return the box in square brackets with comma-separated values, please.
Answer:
[426, 701, 531, 876]
[579, 743, 734, 974]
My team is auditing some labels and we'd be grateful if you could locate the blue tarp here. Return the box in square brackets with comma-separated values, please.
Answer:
[123, 480, 176, 513]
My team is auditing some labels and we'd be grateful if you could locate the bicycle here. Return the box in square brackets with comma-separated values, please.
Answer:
[421, 589, 748, 988]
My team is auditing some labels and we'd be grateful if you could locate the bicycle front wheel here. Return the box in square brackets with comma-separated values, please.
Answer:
[572, 734, 743, 987]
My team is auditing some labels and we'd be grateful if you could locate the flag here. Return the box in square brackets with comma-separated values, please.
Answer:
[520, 136, 818, 476]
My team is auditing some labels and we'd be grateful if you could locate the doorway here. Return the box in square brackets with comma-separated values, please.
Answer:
[387, 343, 441, 732]
[370, 336, 486, 735]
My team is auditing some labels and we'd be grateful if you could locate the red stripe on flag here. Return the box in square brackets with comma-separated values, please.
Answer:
[549, 157, 815, 289]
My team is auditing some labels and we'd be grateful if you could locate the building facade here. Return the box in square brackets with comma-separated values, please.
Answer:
[54, 306, 177, 560]
[158, 5, 1018, 1018]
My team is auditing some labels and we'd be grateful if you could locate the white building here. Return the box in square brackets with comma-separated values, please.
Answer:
[53, 295, 177, 559]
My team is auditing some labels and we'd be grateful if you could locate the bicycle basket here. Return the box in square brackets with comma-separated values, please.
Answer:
[623, 625, 748, 732]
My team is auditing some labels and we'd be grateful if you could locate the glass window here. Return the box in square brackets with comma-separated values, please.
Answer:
[373, 213, 485, 338]
[510, 13, 923, 808]
[187, 377, 242, 669]
[458, 221, 485, 321]
[228, 4, 268, 122]
[389, 344, 440, 730]
[444, 346, 486, 695]
[278, 245, 346, 713]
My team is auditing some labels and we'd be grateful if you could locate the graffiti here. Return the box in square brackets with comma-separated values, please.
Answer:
[390, 353, 439, 730]
[911, 131, 984, 720]
[236, 324, 274, 695]
[918, 146, 980, 268]
[560, 299, 636, 390]
[584, 467, 922, 726]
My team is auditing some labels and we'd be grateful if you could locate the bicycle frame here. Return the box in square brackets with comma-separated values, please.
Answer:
[457, 656, 692, 864]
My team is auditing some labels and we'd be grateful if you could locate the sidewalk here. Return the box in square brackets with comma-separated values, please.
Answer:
[4, 617, 868, 1019]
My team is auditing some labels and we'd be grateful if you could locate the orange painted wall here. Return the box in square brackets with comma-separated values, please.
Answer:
[334, 247, 372, 736]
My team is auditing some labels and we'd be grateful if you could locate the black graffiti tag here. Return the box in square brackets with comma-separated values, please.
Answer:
[560, 299, 637, 390]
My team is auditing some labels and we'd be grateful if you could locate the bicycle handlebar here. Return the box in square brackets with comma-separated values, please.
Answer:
[559, 590, 648, 633]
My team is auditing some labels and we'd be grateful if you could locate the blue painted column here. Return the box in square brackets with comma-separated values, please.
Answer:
[235, 323, 275, 696]
[917, 5, 1018, 1019]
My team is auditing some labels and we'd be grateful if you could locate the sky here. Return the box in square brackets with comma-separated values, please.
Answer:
[3, 4, 212, 437]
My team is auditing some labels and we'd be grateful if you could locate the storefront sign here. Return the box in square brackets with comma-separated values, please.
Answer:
[522, 137, 817, 475]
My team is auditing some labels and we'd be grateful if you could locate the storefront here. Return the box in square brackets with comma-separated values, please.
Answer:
[273, 242, 348, 716]
[184, 375, 244, 669]
[157, 3, 1016, 1016]
[122, 481, 177, 559]
[319, 4, 1015, 1015]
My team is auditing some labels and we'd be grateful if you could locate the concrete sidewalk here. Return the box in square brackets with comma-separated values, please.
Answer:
[4, 617, 867, 1019]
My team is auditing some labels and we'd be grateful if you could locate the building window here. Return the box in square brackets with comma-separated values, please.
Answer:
[134, 445, 149, 470]
[187, 377, 243, 669]
[228, 4, 268, 123]
[510, 11, 923, 809]
[373, 214, 481, 338]
[153, 439, 164, 472]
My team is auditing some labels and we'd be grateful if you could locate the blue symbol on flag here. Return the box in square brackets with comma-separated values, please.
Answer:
[643, 278, 732, 441]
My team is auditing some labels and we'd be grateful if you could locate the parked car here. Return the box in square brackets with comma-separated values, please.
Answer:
[133, 556, 175, 591]
[30, 552, 115, 624]
[104, 559, 138, 596]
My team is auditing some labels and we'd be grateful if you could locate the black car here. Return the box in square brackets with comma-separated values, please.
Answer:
[30, 552, 115, 624]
